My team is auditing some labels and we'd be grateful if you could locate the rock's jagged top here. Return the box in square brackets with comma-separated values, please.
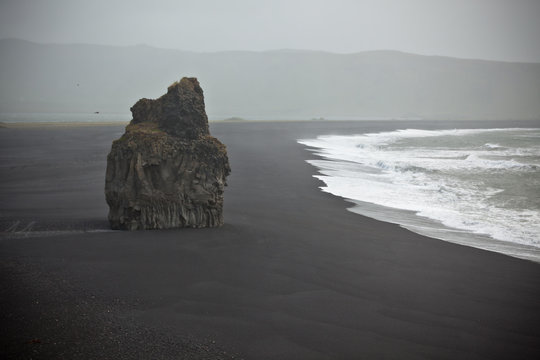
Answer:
[105, 77, 230, 230]
[130, 77, 209, 139]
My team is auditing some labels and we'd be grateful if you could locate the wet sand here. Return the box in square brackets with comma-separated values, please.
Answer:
[1, 120, 540, 359]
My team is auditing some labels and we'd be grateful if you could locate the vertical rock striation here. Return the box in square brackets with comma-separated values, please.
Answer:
[105, 77, 230, 230]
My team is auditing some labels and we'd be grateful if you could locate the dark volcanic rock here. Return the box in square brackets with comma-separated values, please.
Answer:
[105, 77, 230, 230]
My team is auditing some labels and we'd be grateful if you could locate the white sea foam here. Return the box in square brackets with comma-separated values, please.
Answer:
[299, 128, 540, 262]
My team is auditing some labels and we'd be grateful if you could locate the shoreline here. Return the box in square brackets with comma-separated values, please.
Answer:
[2, 117, 539, 128]
[346, 198, 540, 264]
[297, 127, 540, 263]
[1, 120, 539, 359]
[4, 119, 538, 262]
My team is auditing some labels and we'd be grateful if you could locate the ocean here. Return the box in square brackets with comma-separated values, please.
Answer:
[299, 127, 540, 262]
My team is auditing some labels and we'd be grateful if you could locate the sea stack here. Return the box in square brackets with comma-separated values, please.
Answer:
[105, 77, 230, 230]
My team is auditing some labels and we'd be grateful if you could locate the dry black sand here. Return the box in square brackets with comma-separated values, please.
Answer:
[1, 120, 540, 359]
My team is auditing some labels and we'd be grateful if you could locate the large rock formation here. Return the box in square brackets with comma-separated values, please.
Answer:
[105, 77, 230, 230]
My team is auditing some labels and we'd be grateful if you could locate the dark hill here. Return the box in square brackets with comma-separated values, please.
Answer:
[1, 39, 539, 120]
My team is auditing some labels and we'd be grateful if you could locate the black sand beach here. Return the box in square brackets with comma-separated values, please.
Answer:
[1, 120, 540, 359]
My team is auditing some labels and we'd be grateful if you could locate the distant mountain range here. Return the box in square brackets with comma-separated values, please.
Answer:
[1, 38, 539, 120]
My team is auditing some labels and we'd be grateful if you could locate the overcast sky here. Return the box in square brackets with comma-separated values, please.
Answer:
[1, 0, 539, 62]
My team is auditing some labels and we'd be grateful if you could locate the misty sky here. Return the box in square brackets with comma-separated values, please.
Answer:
[1, 0, 539, 62]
